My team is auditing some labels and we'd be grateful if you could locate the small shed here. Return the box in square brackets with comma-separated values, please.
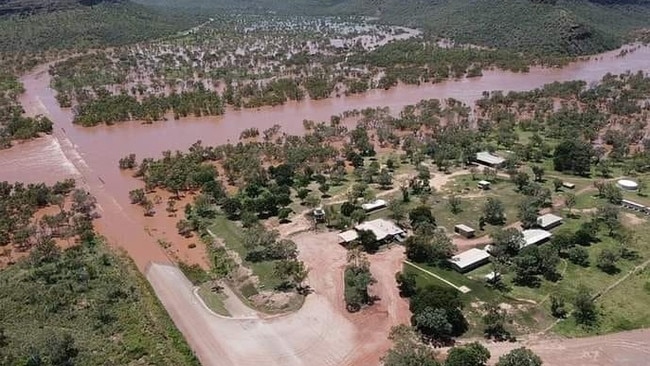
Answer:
[448, 248, 490, 273]
[562, 182, 575, 189]
[536, 213, 563, 230]
[478, 180, 491, 190]
[475, 151, 506, 168]
[454, 224, 476, 238]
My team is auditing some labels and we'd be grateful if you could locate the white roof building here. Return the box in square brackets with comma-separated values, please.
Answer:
[536, 213, 563, 230]
[338, 230, 358, 243]
[361, 199, 387, 212]
[355, 218, 405, 241]
[448, 248, 490, 272]
[476, 151, 506, 167]
[522, 229, 552, 248]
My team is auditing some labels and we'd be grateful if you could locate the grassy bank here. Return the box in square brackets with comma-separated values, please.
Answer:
[0, 239, 199, 365]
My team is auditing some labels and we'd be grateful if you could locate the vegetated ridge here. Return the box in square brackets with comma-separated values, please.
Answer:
[135, 0, 650, 55]
[0, 1, 199, 53]
[0, 0, 121, 16]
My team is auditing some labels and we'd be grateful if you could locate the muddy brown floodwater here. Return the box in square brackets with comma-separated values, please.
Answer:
[1, 44, 649, 366]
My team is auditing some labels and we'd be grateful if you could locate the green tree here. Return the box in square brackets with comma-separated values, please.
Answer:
[382, 325, 441, 366]
[496, 347, 542, 366]
[567, 246, 589, 266]
[414, 307, 452, 341]
[550, 294, 567, 318]
[553, 139, 593, 176]
[409, 205, 436, 229]
[388, 199, 407, 226]
[574, 284, 597, 326]
[483, 198, 506, 225]
[553, 178, 563, 192]
[518, 198, 539, 229]
[596, 248, 620, 274]
[378, 168, 393, 189]
[357, 229, 379, 253]
[448, 195, 462, 214]
[491, 228, 524, 260]
[482, 302, 509, 340]
[445, 342, 491, 366]
[531, 165, 545, 182]
[396, 271, 417, 298]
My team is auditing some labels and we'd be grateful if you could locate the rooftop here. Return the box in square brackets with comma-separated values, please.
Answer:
[476, 151, 505, 165]
[522, 229, 552, 248]
[338, 230, 358, 243]
[454, 224, 475, 233]
[449, 248, 490, 270]
[361, 199, 387, 212]
[536, 213, 563, 228]
[356, 218, 404, 241]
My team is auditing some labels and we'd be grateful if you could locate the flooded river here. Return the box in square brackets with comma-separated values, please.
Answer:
[1, 44, 650, 268]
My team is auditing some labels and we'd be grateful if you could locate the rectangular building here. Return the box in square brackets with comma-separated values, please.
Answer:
[448, 248, 490, 273]
[475, 151, 505, 168]
[454, 224, 476, 238]
[536, 213, 563, 230]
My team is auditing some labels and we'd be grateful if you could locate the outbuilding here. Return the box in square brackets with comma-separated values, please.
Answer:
[338, 230, 358, 244]
[361, 199, 387, 212]
[521, 229, 552, 249]
[621, 199, 650, 215]
[475, 151, 506, 168]
[618, 179, 639, 191]
[454, 224, 476, 238]
[449, 248, 491, 273]
[477, 180, 491, 190]
[536, 213, 563, 230]
[562, 182, 575, 189]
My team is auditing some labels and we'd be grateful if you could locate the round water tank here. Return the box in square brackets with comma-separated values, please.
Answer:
[617, 179, 639, 191]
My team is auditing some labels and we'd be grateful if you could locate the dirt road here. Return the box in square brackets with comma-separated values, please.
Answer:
[145, 231, 408, 366]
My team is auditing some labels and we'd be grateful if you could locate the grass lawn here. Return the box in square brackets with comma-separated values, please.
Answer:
[404, 261, 555, 337]
[437, 174, 523, 233]
[209, 215, 282, 290]
[197, 282, 231, 317]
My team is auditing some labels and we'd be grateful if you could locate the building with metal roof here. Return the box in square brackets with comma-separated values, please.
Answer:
[448, 248, 491, 273]
[475, 151, 506, 168]
[454, 224, 476, 238]
[521, 229, 552, 248]
[536, 213, 563, 230]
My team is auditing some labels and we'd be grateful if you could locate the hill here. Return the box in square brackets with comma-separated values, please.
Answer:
[0, 0, 121, 16]
[0, 1, 199, 54]
[134, 0, 650, 55]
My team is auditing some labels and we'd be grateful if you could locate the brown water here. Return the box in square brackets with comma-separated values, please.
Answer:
[2, 44, 650, 268]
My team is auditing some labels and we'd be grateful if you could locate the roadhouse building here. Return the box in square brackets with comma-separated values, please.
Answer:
[338, 218, 406, 245]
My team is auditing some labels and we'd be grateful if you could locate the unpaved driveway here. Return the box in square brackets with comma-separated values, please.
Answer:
[145, 231, 408, 366]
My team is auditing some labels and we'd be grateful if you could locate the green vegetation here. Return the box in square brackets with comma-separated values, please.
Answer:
[0, 178, 197, 365]
[138, 0, 650, 55]
[0, 238, 198, 365]
[197, 282, 230, 316]
[0, 71, 52, 148]
[0, 2, 198, 54]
